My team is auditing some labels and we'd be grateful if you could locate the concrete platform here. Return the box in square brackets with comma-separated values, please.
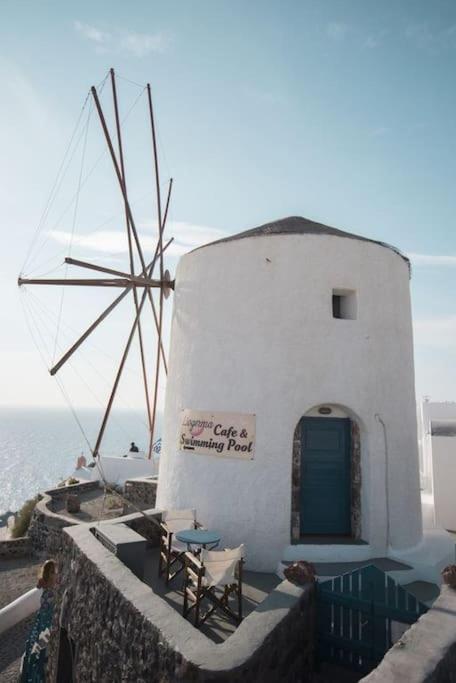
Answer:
[143, 547, 281, 643]
[402, 580, 440, 607]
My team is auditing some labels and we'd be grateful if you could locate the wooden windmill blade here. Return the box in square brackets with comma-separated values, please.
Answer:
[18, 69, 175, 460]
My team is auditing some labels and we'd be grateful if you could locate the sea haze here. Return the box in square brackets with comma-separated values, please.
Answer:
[0, 407, 161, 514]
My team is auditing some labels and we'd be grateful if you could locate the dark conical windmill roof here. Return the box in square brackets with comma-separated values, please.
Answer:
[193, 216, 409, 265]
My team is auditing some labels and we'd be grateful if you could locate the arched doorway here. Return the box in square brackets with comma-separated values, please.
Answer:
[291, 406, 362, 541]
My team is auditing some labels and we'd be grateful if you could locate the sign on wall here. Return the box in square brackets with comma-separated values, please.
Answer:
[179, 409, 255, 459]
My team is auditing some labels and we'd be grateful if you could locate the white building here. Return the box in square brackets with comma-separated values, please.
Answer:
[157, 216, 453, 580]
[419, 400, 456, 532]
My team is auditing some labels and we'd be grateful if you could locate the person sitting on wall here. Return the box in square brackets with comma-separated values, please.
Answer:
[20, 559, 57, 682]
[129, 442, 139, 453]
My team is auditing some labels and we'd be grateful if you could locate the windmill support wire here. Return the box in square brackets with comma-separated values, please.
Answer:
[110, 67, 154, 440]
[91, 84, 168, 373]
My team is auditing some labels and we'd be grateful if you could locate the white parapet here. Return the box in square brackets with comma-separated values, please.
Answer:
[0, 587, 41, 635]
[74, 455, 159, 487]
[387, 529, 456, 585]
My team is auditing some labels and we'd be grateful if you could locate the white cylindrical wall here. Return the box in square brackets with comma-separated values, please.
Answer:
[157, 231, 422, 570]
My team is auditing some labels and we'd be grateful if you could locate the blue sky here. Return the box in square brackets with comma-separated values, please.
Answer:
[1, 0, 455, 413]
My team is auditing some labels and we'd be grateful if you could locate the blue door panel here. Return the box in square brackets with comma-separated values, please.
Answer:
[300, 417, 351, 535]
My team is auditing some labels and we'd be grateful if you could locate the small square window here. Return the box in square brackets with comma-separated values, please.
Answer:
[332, 289, 357, 320]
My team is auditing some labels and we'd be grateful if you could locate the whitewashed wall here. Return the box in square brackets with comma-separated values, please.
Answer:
[419, 401, 456, 494]
[157, 232, 423, 571]
[76, 456, 158, 486]
[431, 436, 456, 531]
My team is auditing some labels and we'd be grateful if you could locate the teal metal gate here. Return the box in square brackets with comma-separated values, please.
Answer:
[318, 565, 428, 674]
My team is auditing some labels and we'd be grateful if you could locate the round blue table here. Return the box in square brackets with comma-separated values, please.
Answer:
[175, 528, 221, 550]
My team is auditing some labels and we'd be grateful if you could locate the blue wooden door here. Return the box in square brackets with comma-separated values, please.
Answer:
[300, 417, 351, 535]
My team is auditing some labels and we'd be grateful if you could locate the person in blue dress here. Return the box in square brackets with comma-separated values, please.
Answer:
[20, 559, 57, 683]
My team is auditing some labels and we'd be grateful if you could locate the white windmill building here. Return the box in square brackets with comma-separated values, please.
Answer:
[157, 216, 453, 581]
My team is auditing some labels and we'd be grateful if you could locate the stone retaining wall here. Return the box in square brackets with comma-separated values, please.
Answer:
[44, 480, 100, 499]
[0, 536, 32, 559]
[28, 481, 99, 554]
[127, 512, 162, 545]
[361, 585, 456, 682]
[47, 515, 315, 682]
[27, 496, 77, 555]
[122, 477, 158, 514]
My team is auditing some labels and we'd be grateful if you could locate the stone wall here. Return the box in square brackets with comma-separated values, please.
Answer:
[47, 519, 315, 682]
[0, 536, 32, 559]
[0, 481, 99, 559]
[44, 480, 100, 499]
[27, 481, 99, 554]
[27, 496, 77, 555]
[361, 585, 456, 683]
[122, 477, 158, 514]
[128, 512, 162, 546]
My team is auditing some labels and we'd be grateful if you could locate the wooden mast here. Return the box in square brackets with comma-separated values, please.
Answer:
[147, 83, 164, 458]
[91, 85, 168, 373]
[110, 67, 153, 440]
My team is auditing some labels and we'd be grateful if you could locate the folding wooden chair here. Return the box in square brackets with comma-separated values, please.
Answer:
[183, 545, 244, 628]
[158, 508, 198, 585]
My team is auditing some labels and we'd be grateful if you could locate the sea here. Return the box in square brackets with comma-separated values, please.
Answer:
[0, 407, 161, 516]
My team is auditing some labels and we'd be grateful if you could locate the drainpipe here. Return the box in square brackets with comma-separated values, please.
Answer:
[375, 414, 390, 550]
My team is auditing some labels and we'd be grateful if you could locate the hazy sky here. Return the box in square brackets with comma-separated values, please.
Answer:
[1, 0, 456, 420]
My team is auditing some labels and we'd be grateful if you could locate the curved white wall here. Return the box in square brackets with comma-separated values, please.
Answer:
[157, 233, 422, 570]
[0, 587, 41, 635]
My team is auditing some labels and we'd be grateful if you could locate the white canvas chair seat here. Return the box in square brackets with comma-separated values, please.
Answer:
[170, 537, 188, 553]
[158, 509, 199, 585]
[163, 508, 196, 526]
[199, 545, 245, 587]
[183, 545, 245, 627]
[164, 511, 196, 535]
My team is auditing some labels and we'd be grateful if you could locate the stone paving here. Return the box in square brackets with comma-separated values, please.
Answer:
[0, 556, 42, 609]
[51, 487, 126, 523]
[0, 615, 34, 682]
[143, 546, 281, 643]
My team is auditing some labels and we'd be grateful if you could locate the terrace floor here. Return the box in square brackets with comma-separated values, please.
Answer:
[52, 488, 126, 523]
[143, 547, 281, 643]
